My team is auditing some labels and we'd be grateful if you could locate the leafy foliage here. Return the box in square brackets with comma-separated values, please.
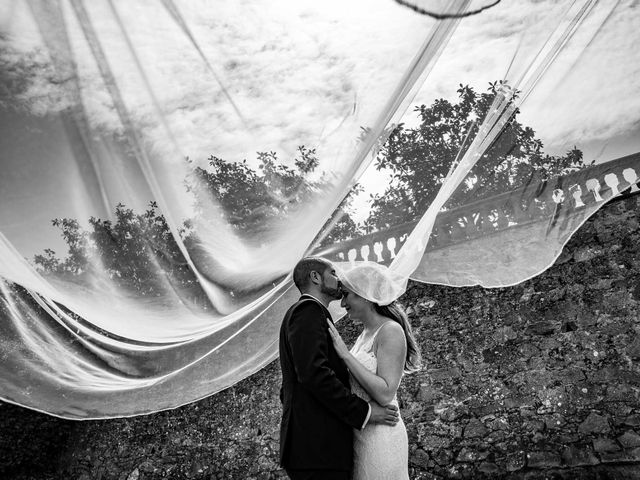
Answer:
[364, 83, 586, 231]
[33, 148, 360, 299]
[34, 203, 195, 299]
[188, 146, 332, 237]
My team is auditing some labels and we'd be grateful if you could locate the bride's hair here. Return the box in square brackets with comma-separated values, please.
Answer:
[374, 301, 421, 373]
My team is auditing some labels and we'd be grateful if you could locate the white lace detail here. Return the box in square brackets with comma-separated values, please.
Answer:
[349, 322, 409, 480]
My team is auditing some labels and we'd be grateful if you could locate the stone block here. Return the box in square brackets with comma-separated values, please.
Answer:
[432, 448, 453, 466]
[571, 382, 604, 405]
[410, 448, 431, 469]
[524, 419, 545, 433]
[554, 367, 585, 384]
[450, 424, 463, 439]
[526, 451, 561, 469]
[590, 368, 615, 383]
[539, 337, 562, 351]
[464, 418, 488, 438]
[472, 402, 503, 417]
[557, 433, 581, 444]
[608, 403, 634, 418]
[526, 320, 557, 336]
[561, 319, 578, 332]
[519, 406, 536, 418]
[421, 435, 451, 451]
[519, 343, 540, 360]
[486, 416, 509, 431]
[510, 369, 554, 390]
[478, 461, 501, 475]
[576, 312, 598, 327]
[600, 321, 631, 336]
[573, 246, 603, 263]
[485, 430, 506, 444]
[623, 414, 640, 427]
[543, 413, 566, 430]
[504, 396, 535, 409]
[456, 447, 488, 463]
[561, 446, 600, 467]
[519, 286, 535, 303]
[418, 385, 442, 404]
[428, 367, 462, 382]
[600, 447, 640, 464]
[578, 412, 611, 434]
[618, 430, 640, 449]
[493, 326, 517, 343]
[626, 338, 640, 359]
[528, 356, 547, 370]
[607, 383, 638, 401]
[593, 278, 614, 290]
[438, 405, 465, 423]
[482, 343, 519, 364]
[592, 437, 621, 453]
[504, 451, 526, 472]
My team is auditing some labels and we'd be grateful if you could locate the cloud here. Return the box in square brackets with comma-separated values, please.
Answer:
[1, 0, 638, 230]
[1, 0, 436, 167]
[403, 0, 640, 159]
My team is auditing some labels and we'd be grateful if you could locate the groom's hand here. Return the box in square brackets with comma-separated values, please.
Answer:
[368, 401, 399, 426]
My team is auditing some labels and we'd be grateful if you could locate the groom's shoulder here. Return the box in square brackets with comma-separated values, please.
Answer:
[287, 297, 325, 323]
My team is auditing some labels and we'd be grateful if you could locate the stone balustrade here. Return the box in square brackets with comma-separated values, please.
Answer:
[316, 152, 640, 265]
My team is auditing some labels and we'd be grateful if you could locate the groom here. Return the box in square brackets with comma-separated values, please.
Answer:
[279, 256, 399, 480]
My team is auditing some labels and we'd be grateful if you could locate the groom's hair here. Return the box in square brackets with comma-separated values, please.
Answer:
[293, 257, 331, 293]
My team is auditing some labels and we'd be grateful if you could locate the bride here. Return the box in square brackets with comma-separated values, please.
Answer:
[327, 262, 421, 480]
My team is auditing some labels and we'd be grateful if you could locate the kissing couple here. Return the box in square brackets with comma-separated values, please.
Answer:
[279, 256, 421, 479]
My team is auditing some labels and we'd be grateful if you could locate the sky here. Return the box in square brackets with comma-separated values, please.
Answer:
[1, 0, 639, 257]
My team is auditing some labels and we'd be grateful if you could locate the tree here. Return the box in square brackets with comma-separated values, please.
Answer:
[33, 147, 361, 300]
[34, 203, 197, 298]
[189, 146, 359, 238]
[364, 82, 586, 231]
[33, 219, 89, 276]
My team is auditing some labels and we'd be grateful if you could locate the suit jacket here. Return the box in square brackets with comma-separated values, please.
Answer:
[279, 295, 369, 471]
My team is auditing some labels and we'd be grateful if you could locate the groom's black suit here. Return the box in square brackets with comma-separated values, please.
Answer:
[279, 295, 369, 476]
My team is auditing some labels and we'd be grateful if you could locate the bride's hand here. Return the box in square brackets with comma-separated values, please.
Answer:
[326, 320, 349, 358]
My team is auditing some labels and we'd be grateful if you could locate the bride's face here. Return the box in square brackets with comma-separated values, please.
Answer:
[340, 286, 370, 321]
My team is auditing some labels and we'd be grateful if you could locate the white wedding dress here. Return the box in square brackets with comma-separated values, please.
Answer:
[350, 322, 410, 480]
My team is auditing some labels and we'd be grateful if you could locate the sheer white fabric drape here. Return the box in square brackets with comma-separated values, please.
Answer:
[0, 0, 638, 418]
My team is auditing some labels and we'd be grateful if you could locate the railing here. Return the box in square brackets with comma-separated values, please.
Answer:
[316, 153, 640, 265]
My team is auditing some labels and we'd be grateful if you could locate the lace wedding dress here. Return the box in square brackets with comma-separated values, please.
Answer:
[350, 322, 410, 480]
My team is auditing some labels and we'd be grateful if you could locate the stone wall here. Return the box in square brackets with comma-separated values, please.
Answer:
[1, 193, 639, 479]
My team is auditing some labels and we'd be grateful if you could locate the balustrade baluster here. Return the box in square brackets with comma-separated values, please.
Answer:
[450, 217, 467, 242]
[569, 184, 585, 208]
[586, 178, 604, 202]
[603, 173, 620, 200]
[387, 237, 397, 259]
[622, 168, 639, 193]
[373, 241, 385, 263]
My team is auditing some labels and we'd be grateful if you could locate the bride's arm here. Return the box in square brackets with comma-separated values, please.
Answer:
[327, 321, 406, 406]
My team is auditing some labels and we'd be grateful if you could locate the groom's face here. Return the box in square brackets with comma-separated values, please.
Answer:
[319, 266, 342, 300]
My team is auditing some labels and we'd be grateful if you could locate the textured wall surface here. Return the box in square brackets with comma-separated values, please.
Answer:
[1, 194, 639, 480]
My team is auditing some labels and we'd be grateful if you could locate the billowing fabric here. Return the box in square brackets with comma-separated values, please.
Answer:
[0, 0, 639, 418]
